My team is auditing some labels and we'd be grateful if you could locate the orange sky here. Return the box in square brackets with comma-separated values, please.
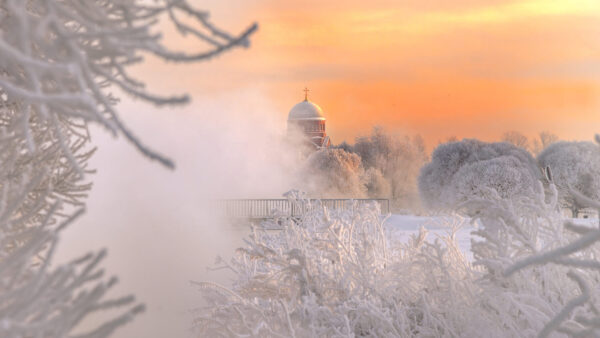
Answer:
[140, 0, 600, 147]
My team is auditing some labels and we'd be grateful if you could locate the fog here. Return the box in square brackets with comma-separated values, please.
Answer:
[51, 86, 428, 337]
[54, 88, 300, 337]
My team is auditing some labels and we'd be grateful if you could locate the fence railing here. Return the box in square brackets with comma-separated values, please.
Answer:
[216, 199, 390, 219]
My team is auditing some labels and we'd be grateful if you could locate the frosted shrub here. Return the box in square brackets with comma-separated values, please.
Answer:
[537, 141, 600, 216]
[459, 182, 573, 336]
[0, 0, 255, 336]
[195, 191, 479, 337]
[461, 162, 600, 337]
[500, 188, 600, 337]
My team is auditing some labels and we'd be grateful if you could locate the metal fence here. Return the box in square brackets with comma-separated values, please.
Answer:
[216, 199, 390, 219]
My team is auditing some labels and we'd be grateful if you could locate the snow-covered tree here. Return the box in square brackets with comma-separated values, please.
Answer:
[418, 139, 542, 212]
[451, 155, 541, 207]
[302, 126, 427, 207]
[333, 140, 354, 154]
[299, 148, 366, 198]
[364, 167, 391, 198]
[0, 0, 255, 336]
[352, 127, 428, 211]
[537, 141, 600, 216]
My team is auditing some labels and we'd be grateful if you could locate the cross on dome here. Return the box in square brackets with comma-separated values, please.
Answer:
[303, 87, 310, 101]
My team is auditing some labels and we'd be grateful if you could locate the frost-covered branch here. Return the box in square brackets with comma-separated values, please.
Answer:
[0, 1, 256, 336]
[0, 0, 257, 169]
[0, 94, 145, 336]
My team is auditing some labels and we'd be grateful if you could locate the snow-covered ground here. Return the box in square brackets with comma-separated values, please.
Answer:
[384, 215, 475, 258]
[383, 214, 598, 261]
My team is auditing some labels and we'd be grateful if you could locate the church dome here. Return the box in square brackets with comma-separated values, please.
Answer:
[288, 100, 325, 121]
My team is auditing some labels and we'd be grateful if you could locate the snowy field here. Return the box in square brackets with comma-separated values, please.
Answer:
[384, 215, 475, 258]
[383, 214, 597, 261]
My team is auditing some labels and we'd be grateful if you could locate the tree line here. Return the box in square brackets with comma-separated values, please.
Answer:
[297, 127, 428, 212]
[420, 133, 600, 217]
[301, 128, 599, 217]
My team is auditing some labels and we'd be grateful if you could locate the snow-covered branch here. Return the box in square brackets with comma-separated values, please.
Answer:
[0, 0, 257, 169]
[0, 1, 256, 336]
[195, 193, 479, 336]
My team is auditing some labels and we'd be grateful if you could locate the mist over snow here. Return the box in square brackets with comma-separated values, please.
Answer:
[54, 88, 301, 337]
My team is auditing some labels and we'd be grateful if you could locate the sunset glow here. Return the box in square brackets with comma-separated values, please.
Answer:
[147, 0, 600, 147]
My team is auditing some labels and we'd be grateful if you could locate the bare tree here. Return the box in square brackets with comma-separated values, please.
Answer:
[446, 135, 459, 143]
[501, 130, 530, 150]
[532, 131, 559, 155]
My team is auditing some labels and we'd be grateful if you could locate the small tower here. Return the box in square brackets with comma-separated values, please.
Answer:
[287, 88, 331, 148]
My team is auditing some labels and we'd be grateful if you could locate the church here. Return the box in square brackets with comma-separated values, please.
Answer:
[287, 88, 331, 149]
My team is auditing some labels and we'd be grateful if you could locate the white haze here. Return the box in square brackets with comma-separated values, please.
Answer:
[54, 88, 301, 337]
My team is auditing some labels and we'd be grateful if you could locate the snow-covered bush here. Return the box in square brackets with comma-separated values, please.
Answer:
[0, 0, 255, 336]
[458, 178, 596, 337]
[197, 188, 565, 336]
[194, 191, 477, 336]
[537, 141, 600, 217]
[419, 139, 542, 212]
[195, 189, 555, 336]
[500, 187, 600, 337]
